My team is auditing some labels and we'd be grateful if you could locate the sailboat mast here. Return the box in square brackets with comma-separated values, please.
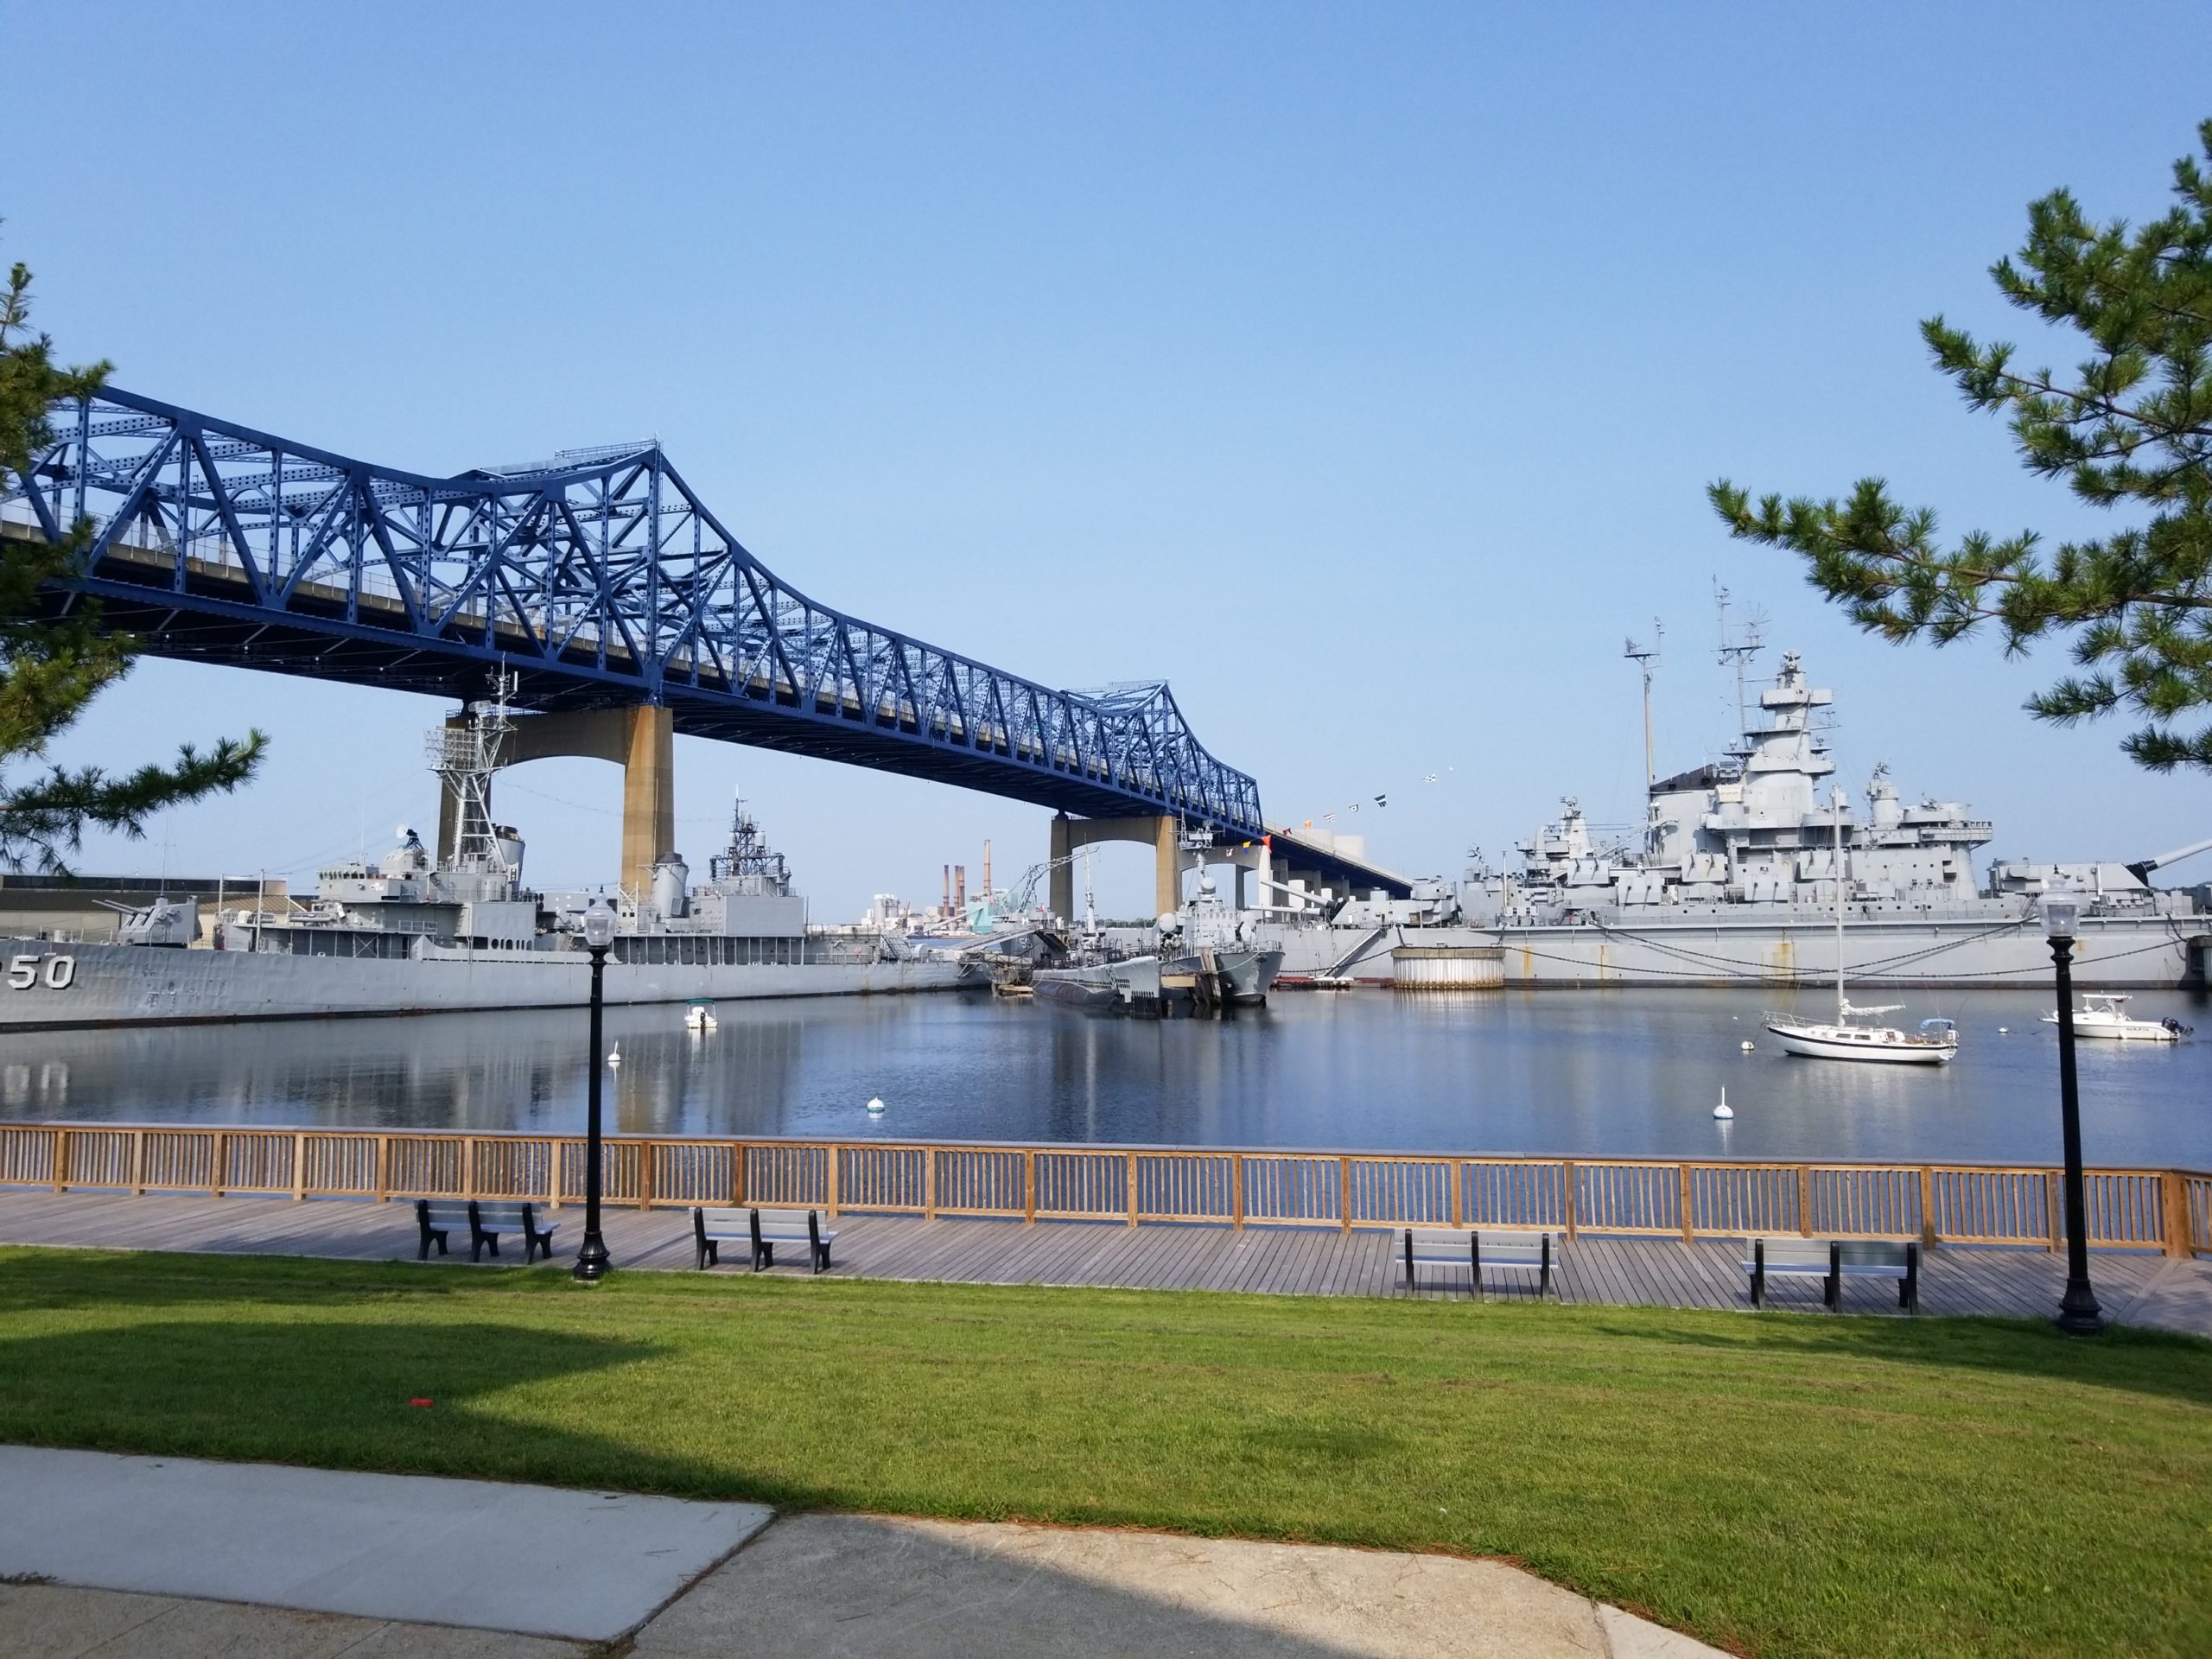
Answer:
[1834, 787, 1847, 1020]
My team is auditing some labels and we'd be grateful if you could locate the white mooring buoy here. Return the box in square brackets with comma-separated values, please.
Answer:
[606, 1041, 621, 1067]
[1998, 1027, 2010, 1035]
[866, 1096, 886, 1116]
[1740, 1039, 1756, 1052]
[1713, 1087, 1734, 1121]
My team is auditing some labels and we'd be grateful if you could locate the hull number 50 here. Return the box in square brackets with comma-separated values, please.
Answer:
[9, 955, 76, 990]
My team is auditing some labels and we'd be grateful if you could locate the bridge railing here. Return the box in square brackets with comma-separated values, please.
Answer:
[3, 1122, 2204, 1259]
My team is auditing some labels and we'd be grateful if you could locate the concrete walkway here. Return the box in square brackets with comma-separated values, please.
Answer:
[0, 1449, 1724, 1658]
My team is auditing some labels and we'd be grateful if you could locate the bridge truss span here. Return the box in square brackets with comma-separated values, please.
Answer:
[3, 389, 1264, 836]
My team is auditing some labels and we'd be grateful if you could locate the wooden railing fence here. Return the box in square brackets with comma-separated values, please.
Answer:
[3, 1122, 2204, 1259]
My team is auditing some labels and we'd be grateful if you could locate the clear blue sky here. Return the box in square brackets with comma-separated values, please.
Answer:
[8, 3, 2209, 914]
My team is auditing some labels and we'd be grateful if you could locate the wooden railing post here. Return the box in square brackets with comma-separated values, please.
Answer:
[924, 1148, 937, 1220]
[639, 1142, 655, 1211]
[1230, 1153, 1245, 1230]
[1449, 1160, 1464, 1229]
[1796, 1164, 1812, 1236]
[374, 1135, 391, 1202]
[732, 1141, 747, 1207]
[211, 1131, 226, 1198]
[547, 1139, 563, 1210]
[827, 1145, 841, 1220]
[461, 1138, 476, 1201]
[1679, 1165, 1696, 1243]
[2047, 1170, 2065, 1252]
[2161, 1170, 2190, 1259]
[291, 1132, 308, 1201]
[130, 1130, 145, 1198]
[1562, 1160, 1578, 1241]
[1918, 1166, 1936, 1247]
[1338, 1155, 1351, 1233]
[51, 1128, 68, 1194]
[1128, 1151, 1139, 1227]
[1024, 1150, 1037, 1224]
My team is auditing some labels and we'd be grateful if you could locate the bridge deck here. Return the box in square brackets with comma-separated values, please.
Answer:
[3, 1189, 2208, 1333]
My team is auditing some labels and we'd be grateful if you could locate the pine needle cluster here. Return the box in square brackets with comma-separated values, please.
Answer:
[0, 235, 263, 871]
[1712, 118, 2212, 773]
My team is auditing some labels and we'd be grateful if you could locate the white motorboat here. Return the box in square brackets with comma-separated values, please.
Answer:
[1764, 790, 1961, 1065]
[684, 998, 718, 1032]
[2042, 994, 2190, 1042]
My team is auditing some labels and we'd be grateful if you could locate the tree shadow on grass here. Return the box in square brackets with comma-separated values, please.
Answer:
[0, 1319, 1410, 1659]
[0, 1243, 578, 1316]
[1574, 1306, 2212, 1410]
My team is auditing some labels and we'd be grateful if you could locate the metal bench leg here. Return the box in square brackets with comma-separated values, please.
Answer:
[1751, 1240, 1764, 1307]
[1540, 1236, 1553, 1300]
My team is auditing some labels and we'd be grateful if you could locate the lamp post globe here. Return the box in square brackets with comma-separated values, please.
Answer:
[2042, 887, 2103, 1336]
[574, 900, 618, 1284]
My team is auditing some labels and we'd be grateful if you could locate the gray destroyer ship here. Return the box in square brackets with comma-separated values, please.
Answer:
[1262, 652, 2209, 990]
[0, 699, 971, 1031]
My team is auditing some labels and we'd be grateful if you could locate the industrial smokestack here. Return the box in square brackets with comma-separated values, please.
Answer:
[955, 865, 967, 910]
[942, 864, 951, 917]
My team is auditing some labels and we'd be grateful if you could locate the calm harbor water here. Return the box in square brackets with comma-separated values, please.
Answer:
[4, 988, 2208, 1168]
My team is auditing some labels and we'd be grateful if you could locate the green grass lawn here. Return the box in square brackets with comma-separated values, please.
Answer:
[1, 1247, 2207, 1658]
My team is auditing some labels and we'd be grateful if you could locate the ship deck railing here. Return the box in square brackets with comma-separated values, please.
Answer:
[1, 1121, 2205, 1260]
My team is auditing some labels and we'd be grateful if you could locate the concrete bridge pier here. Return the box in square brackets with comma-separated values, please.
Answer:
[435, 704, 675, 899]
[1050, 815, 1182, 924]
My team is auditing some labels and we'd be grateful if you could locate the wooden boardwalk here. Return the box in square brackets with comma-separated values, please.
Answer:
[3, 1187, 2209, 1333]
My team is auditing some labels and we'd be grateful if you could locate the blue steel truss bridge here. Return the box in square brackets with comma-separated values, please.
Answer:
[2, 388, 1405, 899]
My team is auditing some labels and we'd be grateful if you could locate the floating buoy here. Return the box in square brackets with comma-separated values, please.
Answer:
[1740, 1039, 1756, 1052]
[866, 1096, 886, 1116]
[607, 1042, 621, 1067]
[1998, 1027, 2009, 1035]
[1713, 1088, 1734, 1121]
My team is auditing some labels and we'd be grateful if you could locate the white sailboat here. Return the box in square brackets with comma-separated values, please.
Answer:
[1765, 790, 1959, 1065]
[2042, 994, 2190, 1042]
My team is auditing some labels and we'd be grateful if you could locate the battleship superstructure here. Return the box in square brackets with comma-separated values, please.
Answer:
[1264, 652, 2209, 990]
[0, 694, 971, 1029]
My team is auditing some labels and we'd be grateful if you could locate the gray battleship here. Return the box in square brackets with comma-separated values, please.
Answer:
[1262, 652, 2209, 990]
[0, 696, 970, 1031]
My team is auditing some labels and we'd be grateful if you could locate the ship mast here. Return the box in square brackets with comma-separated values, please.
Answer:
[1713, 583, 1765, 753]
[429, 668, 518, 874]
[1624, 620, 1662, 791]
[1833, 786, 1847, 1021]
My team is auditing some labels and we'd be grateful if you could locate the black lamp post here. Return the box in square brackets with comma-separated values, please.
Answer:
[573, 900, 616, 1284]
[2042, 889, 2103, 1336]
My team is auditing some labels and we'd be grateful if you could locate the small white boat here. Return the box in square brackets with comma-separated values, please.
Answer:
[1764, 789, 1961, 1066]
[684, 998, 718, 1032]
[2042, 994, 2190, 1042]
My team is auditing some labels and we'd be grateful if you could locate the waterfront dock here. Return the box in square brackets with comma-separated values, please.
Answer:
[3, 1185, 2209, 1334]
